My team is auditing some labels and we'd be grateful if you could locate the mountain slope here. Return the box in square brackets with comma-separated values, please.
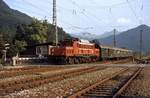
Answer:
[70, 32, 99, 41]
[98, 25, 150, 54]
[0, 0, 72, 43]
[0, 0, 32, 36]
[70, 30, 121, 41]
[99, 30, 120, 39]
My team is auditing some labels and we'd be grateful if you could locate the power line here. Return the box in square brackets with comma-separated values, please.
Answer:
[108, 8, 117, 26]
[140, 2, 144, 24]
[8, 0, 52, 21]
[126, 0, 140, 24]
[59, 19, 94, 31]
[21, 0, 50, 15]
[70, 0, 103, 22]
[27, 0, 141, 30]
[69, 0, 137, 29]
[70, 0, 137, 9]
[126, 0, 144, 59]
[8, 4, 49, 19]
[58, 6, 134, 31]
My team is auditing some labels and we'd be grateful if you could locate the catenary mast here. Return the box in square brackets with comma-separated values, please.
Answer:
[53, 0, 58, 46]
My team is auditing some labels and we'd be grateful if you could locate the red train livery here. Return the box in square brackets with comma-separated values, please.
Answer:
[48, 39, 100, 64]
[36, 39, 133, 64]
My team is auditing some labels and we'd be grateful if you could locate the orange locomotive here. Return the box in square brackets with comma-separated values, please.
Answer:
[48, 39, 100, 64]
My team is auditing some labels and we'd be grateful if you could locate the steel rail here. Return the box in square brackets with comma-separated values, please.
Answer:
[112, 67, 143, 98]
[0, 66, 106, 96]
[67, 68, 129, 98]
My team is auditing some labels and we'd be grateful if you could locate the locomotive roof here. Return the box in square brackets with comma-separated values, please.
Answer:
[78, 39, 94, 45]
[80, 39, 90, 43]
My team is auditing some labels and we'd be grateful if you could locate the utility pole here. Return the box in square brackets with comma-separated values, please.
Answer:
[113, 29, 116, 47]
[140, 28, 143, 59]
[53, 0, 58, 46]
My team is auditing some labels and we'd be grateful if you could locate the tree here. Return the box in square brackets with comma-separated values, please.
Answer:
[8, 40, 27, 57]
[0, 34, 5, 48]
[7, 24, 27, 57]
[22, 19, 48, 45]
[7, 19, 72, 57]
[15, 24, 26, 41]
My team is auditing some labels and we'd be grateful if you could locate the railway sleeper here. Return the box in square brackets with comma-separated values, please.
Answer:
[79, 96, 112, 98]
[94, 87, 112, 90]
[86, 92, 113, 95]
[91, 89, 112, 92]
[0, 89, 8, 96]
[3, 87, 14, 94]
[0, 67, 105, 96]
[0, 82, 14, 88]
[80, 94, 112, 98]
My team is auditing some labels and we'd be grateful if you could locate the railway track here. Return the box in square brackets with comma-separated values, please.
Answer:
[0, 66, 107, 96]
[0, 66, 73, 79]
[67, 67, 143, 98]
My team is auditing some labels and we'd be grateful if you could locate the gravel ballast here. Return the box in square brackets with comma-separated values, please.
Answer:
[122, 67, 150, 96]
[4, 67, 124, 98]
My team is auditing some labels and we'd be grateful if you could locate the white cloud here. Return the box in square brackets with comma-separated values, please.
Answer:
[117, 17, 131, 24]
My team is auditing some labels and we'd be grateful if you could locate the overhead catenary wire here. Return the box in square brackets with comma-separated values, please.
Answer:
[70, 0, 103, 22]
[21, 0, 51, 15]
[69, 0, 137, 9]
[6, 0, 147, 34]
[125, 0, 144, 59]
[19, 0, 142, 29]
[68, 0, 139, 29]
[8, 4, 49, 19]
[7, 0, 53, 21]
[126, 0, 141, 24]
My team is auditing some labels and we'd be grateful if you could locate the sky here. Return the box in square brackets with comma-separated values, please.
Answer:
[4, 0, 150, 35]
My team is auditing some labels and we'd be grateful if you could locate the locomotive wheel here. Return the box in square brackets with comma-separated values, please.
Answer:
[71, 58, 74, 64]
[89, 58, 92, 63]
[85, 58, 88, 63]
[83, 58, 86, 63]
[75, 58, 79, 64]
[68, 58, 72, 64]
[81, 58, 84, 63]
[92, 58, 95, 62]
[74, 58, 78, 64]
[60, 57, 66, 65]
[79, 58, 82, 63]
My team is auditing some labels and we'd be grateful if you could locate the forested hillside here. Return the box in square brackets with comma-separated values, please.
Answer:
[98, 25, 150, 54]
